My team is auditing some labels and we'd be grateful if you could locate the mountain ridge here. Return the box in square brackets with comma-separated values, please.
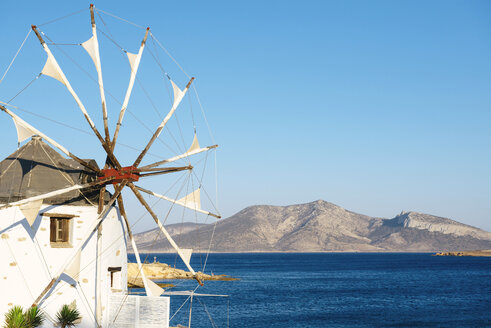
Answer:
[133, 200, 491, 253]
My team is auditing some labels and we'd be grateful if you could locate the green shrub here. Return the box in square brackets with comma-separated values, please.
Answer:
[55, 304, 81, 328]
[23, 307, 43, 328]
[3, 306, 44, 328]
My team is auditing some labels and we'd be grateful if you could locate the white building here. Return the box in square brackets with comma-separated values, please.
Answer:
[0, 136, 168, 327]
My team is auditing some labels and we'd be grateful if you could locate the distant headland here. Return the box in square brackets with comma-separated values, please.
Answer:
[132, 200, 491, 253]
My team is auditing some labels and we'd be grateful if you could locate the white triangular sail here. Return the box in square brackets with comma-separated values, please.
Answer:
[19, 199, 43, 227]
[177, 189, 201, 210]
[126, 52, 138, 70]
[170, 80, 185, 110]
[41, 53, 66, 86]
[187, 134, 200, 154]
[64, 250, 81, 281]
[3, 109, 70, 156]
[180, 248, 193, 267]
[144, 277, 164, 297]
[81, 36, 98, 67]
[12, 117, 36, 143]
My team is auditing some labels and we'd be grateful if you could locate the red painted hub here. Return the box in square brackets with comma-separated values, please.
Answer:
[99, 166, 140, 184]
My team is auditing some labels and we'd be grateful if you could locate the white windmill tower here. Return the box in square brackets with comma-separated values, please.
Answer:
[0, 4, 220, 328]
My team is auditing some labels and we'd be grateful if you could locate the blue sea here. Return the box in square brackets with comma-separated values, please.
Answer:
[128, 253, 491, 328]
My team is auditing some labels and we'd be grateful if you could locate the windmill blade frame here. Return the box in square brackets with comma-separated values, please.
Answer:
[0, 5, 222, 326]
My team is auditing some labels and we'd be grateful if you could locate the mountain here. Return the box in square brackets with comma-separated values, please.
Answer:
[133, 200, 491, 252]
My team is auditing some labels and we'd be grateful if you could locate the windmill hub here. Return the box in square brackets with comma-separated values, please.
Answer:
[99, 166, 140, 184]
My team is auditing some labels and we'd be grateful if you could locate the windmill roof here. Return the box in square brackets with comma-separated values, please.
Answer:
[0, 136, 102, 205]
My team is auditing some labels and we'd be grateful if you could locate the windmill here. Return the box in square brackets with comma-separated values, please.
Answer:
[0, 4, 220, 327]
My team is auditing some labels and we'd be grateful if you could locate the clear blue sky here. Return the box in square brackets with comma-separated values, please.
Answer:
[0, 0, 490, 232]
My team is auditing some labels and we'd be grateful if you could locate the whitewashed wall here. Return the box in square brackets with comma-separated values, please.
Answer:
[0, 204, 128, 328]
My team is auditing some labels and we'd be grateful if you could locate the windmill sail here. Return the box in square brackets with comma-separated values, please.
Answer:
[187, 134, 201, 154]
[177, 189, 201, 210]
[81, 36, 98, 67]
[41, 54, 66, 86]
[19, 200, 43, 227]
[12, 116, 37, 143]
[180, 248, 193, 268]
[126, 52, 138, 69]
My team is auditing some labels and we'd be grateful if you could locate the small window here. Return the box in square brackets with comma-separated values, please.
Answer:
[108, 267, 122, 290]
[49, 217, 72, 247]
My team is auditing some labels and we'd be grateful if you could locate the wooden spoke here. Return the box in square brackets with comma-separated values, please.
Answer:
[139, 144, 218, 170]
[90, 4, 110, 145]
[117, 194, 164, 296]
[132, 77, 194, 168]
[0, 177, 113, 210]
[116, 195, 131, 238]
[97, 185, 106, 214]
[111, 28, 150, 152]
[133, 185, 221, 219]
[137, 165, 192, 178]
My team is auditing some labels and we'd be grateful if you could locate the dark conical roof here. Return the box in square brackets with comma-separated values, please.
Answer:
[0, 136, 101, 205]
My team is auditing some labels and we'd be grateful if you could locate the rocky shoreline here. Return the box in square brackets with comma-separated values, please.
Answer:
[434, 250, 491, 257]
[127, 262, 238, 288]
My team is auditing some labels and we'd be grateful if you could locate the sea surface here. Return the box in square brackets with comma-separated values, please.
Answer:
[128, 253, 491, 328]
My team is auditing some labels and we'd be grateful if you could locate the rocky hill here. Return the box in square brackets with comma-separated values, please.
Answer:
[133, 200, 491, 252]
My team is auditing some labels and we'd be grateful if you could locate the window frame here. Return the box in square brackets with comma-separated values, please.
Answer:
[43, 213, 77, 248]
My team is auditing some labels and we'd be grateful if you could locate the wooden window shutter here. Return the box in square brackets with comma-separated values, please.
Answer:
[50, 218, 56, 242]
[61, 219, 69, 242]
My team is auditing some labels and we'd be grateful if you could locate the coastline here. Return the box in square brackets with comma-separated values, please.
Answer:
[434, 250, 491, 257]
[128, 250, 484, 254]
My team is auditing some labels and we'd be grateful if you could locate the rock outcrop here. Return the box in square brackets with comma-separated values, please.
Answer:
[434, 250, 491, 257]
[127, 262, 237, 288]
